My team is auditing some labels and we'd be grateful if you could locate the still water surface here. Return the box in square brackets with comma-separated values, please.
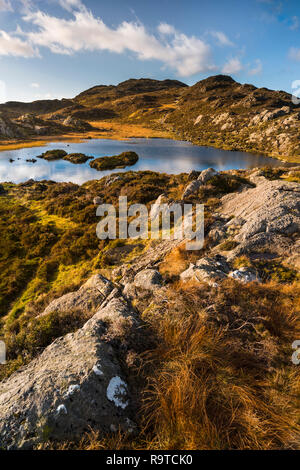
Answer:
[0, 138, 288, 184]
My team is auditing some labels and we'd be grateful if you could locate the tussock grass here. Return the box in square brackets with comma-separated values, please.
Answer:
[140, 281, 300, 449]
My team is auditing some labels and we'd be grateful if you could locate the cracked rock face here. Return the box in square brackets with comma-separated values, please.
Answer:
[221, 178, 300, 261]
[39, 274, 114, 317]
[0, 293, 139, 449]
[221, 179, 300, 240]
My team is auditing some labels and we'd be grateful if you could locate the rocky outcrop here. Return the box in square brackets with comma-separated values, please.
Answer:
[180, 255, 230, 285]
[90, 152, 139, 171]
[93, 196, 103, 206]
[0, 290, 140, 449]
[166, 75, 300, 160]
[182, 168, 218, 198]
[182, 180, 202, 199]
[229, 267, 261, 283]
[198, 168, 217, 184]
[40, 274, 114, 317]
[221, 177, 300, 260]
[133, 269, 162, 291]
[0, 114, 19, 138]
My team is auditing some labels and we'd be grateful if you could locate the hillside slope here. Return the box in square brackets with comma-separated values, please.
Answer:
[0, 166, 299, 449]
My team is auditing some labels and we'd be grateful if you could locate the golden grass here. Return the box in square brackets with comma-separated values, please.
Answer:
[0, 121, 173, 152]
[0, 140, 47, 151]
[159, 244, 200, 277]
[87, 120, 173, 140]
[139, 280, 300, 450]
[27, 200, 78, 231]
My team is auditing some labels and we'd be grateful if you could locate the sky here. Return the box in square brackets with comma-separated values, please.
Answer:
[0, 0, 299, 102]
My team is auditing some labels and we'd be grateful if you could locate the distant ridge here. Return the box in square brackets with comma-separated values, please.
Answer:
[0, 75, 299, 161]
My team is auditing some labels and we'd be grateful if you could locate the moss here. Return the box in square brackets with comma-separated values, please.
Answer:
[219, 240, 239, 251]
[89, 151, 139, 171]
[255, 260, 299, 283]
[233, 256, 253, 269]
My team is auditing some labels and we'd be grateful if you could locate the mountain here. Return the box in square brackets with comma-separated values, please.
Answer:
[0, 75, 299, 161]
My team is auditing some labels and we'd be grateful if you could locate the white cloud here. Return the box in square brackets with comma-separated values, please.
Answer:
[58, 0, 85, 13]
[158, 22, 176, 35]
[249, 59, 262, 75]
[31, 82, 40, 88]
[289, 47, 300, 61]
[0, 30, 37, 57]
[222, 57, 243, 74]
[0, 0, 12, 11]
[20, 9, 214, 76]
[210, 31, 234, 47]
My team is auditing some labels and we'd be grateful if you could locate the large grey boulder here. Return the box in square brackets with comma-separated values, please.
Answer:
[180, 256, 230, 285]
[150, 194, 168, 220]
[221, 178, 300, 261]
[40, 274, 114, 317]
[182, 180, 202, 199]
[0, 296, 140, 449]
[198, 168, 217, 184]
[134, 269, 162, 291]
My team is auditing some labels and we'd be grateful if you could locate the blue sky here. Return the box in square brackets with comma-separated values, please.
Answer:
[0, 0, 299, 102]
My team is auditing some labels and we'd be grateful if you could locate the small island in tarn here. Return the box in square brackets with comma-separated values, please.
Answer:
[38, 149, 68, 160]
[37, 149, 93, 164]
[63, 153, 94, 164]
[89, 151, 139, 171]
